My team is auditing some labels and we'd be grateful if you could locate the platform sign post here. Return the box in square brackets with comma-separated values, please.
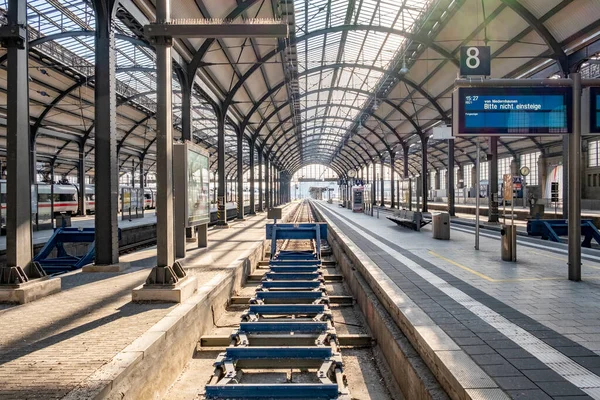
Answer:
[503, 174, 512, 225]
[475, 138, 480, 250]
[569, 73, 582, 282]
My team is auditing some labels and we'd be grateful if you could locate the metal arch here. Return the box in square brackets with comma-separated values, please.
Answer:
[288, 161, 345, 178]
[242, 73, 432, 148]
[272, 133, 371, 170]
[187, 0, 263, 79]
[286, 158, 345, 177]
[276, 131, 385, 172]
[261, 106, 396, 152]
[269, 123, 390, 166]
[501, 0, 568, 75]
[224, 24, 459, 108]
[265, 89, 413, 144]
[267, 119, 390, 154]
[264, 119, 392, 166]
[286, 154, 352, 176]
[280, 144, 358, 169]
[347, 136, 382, 163]
[259, 103, 398, 155]
[31, 78, 92, 140]
[32, 66, 158, 140]
[343, 140, 376, 164]
[244, 82, 420, 144]
[276, 141, 361, 169]
[117, 113, 155, 152]
[300, 63, 448, 120]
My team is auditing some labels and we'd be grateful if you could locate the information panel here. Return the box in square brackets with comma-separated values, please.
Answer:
[186, 144, 210, 227]
[455, 87, 572, 136]
[590, 87, 600, 134]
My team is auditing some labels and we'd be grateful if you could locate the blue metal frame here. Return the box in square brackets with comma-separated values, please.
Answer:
[33, 227, 122, 272]
[527, 219, 600, 248]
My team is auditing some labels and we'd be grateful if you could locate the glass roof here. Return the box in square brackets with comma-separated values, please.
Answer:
[6, 0, 238, 174]
[294, 0, 434, 165]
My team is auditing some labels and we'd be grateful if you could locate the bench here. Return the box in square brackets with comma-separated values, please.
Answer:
[386, 209, 431, 232]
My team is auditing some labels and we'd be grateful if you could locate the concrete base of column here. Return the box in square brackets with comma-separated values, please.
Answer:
[82, 262, 131, 273]
[214, 223, 230, 229]
[0, 277, 61, 304]
[132, 275, 197, 303]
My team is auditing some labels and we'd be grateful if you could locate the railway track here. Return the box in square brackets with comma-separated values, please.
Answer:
[162, 201, 396, 399]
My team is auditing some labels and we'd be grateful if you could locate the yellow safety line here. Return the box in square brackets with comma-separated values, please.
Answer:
[428, 250, 600, 282]
[429, 250, 495, 282]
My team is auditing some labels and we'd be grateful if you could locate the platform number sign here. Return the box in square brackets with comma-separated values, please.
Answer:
[460, 46, 490, 76]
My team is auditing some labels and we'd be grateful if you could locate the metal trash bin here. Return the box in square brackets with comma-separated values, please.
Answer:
[55, 213, 72, 228]
[501, 224, 517, 262]
[530, 204, 545, 219]
[432, 212, 450, 240]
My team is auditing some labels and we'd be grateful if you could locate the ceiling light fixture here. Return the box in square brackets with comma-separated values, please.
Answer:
[399, 55, 409, 75]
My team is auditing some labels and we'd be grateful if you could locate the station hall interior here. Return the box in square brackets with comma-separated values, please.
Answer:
[4, 0, 600, 399]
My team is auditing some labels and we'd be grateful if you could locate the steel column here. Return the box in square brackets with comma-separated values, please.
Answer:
[489, 137, 499, 223]
[421, 136, 428, 213]
[3, 0, 32, 279]
[181, 76, 192, 142]
[448, 140, 455, 216]
[258, 151, 263, 212]
[403, 145, 410, 179]
[371, 163, 376, 205]
[155, 0, 175, 265]
[379, 160, 384, 207]
[216, 109, 228, 226]
[94, 0, 119, 266]
[249, 142, 256, 214]
[390, 155, 395, 208]
[265, 157, 270, 210]
[237, 128, 244, 220]
[568, 72, 581, 281]
[139, 157, 145, 216]
[78, 142, 86, 216]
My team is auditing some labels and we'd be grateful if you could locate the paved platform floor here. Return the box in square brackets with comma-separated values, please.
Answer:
[0, 210, 275, 399]
[315, 201, 600, 399]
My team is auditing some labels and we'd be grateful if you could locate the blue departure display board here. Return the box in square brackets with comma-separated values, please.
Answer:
[457, 87, 572, 136]
[590, 87, 600, 134]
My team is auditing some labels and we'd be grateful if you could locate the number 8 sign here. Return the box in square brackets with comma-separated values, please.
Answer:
[460, 46, 490, 76]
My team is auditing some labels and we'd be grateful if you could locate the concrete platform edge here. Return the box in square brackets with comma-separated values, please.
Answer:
[312, 203, 507, 400]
